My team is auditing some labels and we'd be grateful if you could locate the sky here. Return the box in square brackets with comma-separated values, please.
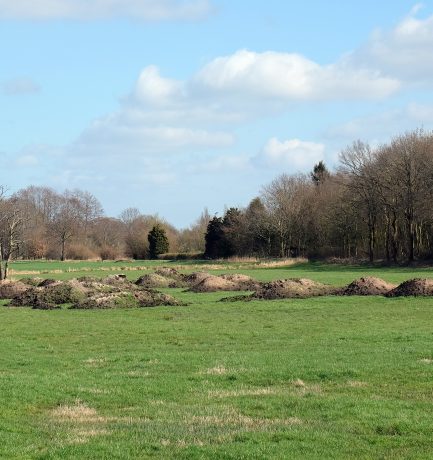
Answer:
[2, 0, 433, 228]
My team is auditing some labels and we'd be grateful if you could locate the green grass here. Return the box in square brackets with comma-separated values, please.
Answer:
[1, 261, 433, 458]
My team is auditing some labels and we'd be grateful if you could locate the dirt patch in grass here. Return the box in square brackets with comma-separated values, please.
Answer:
[52, 401, 103, 423]
[340, 277, 396, 296]
[385, 278, 433, 297]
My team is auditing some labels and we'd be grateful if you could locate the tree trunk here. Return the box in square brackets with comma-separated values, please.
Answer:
[61, 238, 66, 261]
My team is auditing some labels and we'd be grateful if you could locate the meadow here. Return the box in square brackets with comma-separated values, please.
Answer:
[1, 260, 433, 459]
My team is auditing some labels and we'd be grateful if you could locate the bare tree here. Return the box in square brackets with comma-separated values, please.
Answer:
[0, 190, 24, 280]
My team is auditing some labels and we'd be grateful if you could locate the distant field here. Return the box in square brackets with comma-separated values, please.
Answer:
[8, 258, 433, 285]
[1, 260, 433, 458]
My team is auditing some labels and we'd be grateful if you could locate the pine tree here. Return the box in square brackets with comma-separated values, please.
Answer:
[204, 216, 224, 259]
[148, 224, 169, 259]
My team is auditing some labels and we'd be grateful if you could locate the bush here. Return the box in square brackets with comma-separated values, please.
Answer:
[66, 243, 99, 260]
[99, 245, 122, 261]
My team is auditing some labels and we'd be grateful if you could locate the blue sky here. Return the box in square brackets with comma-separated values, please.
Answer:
[2, 0, 433, 227]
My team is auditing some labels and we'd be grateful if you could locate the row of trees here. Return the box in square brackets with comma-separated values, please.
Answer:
[0, 186, 210, 278]
[2, 128, 433, 272]
[204, 130, 433, 263]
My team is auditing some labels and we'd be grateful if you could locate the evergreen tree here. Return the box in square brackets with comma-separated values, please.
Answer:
[204, 216, 224, 259]
[148, 224, 169, 259]
[311, 161, 330, 186]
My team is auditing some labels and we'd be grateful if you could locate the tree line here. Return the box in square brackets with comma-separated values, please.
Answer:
[0, 186, 208, 279]
[204, 129, 433, 263]
[2, 129, 433, 276]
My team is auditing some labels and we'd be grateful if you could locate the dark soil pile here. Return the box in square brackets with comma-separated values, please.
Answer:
[6, 275, 185, 309]
[71, 290, 184, 309]
[252, 278, 334, 300]
[9, 282, 85, 308]
[340, 277, 396, 296]
[182, 272, 212, 286]
[38, 278, 60, 287]
[188, 275, 238, 292]
[0, 280, 30, 299]
[385, 278, 433, 297]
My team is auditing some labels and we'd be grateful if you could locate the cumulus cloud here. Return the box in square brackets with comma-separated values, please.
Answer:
[352, 6, 433, 84]
[2, 77, 41, 95]
[0, 0, 212, 21]
[195, 50, 400, 102]
[256, 138, 325, 170]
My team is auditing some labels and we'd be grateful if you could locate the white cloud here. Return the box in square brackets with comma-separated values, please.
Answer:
[352, 7, 433, 83]
[2, 77, 41, 95]
[194, 50, 400, 102]
[0, 0, 212, 21]
[256, 138, 325, 170]
[130, 66, 184, 107]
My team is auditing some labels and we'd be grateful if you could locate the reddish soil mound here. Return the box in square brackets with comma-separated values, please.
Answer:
[252, 278, 333, 300]
[341, 277, 396, 296]
[0, 280, 30, 299]
[189, 275, 238, 292]
[385, 278, 433, 297]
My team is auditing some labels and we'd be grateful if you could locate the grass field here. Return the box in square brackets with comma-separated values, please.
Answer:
[1, 260, 433, 459]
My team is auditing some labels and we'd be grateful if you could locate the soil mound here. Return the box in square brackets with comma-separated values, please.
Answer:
[189, 275, 238, 292]
[103, 274, 129, 285]
[155, 267, 181, 278]
[135, 273, 172, 288]
[0, 280, 30, 299]
[341, 277, 396, 296]
[19, 277, 44, 286]
[385, 278, 433, 297]
[71, 290, 184, 309]
[252, 278, 333, 300]
[38, 278, 60, 287]
[182, 272, 212, 285]
[219, 273, 261, 290]
[5, 275, 185, 309]
[9, 283, 85, 308]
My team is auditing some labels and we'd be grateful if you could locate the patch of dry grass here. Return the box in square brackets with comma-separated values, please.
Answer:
[208, 387, 277, 398]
